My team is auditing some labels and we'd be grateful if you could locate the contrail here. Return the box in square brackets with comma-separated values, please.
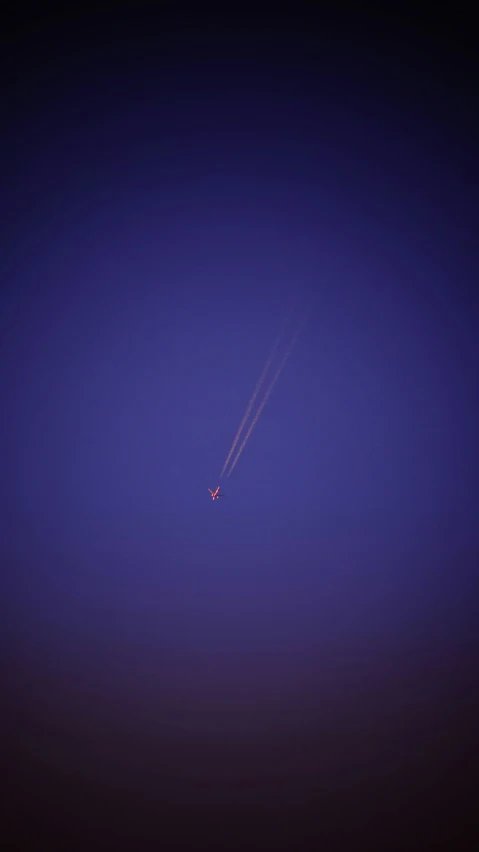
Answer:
[226, 315, 307, 477]
[219, 322, 289, 479]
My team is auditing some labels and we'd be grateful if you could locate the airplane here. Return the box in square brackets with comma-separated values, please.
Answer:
[208, 486, 224, 501]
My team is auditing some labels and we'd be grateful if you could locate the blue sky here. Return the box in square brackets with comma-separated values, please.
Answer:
[2, 6, 478, 848]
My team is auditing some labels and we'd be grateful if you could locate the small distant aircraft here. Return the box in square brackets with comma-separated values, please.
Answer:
[208, 486, 223, 501]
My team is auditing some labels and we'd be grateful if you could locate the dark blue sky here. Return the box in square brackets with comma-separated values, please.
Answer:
[2, 6, 478, 849]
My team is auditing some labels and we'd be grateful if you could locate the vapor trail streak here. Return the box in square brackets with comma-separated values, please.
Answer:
[219, 325, 287, 479]
[226, 318, 306, 477]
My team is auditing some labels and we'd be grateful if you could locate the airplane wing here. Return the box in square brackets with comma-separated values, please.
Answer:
[208, 489, 213, 495]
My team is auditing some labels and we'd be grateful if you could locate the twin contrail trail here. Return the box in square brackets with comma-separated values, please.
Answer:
[219, 322, 289, 479]
[219, 312, 308, 479]
[226, 319, 305, 477]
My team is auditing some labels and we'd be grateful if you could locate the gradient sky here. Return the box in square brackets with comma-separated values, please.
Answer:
[2, 6, 478, 850]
